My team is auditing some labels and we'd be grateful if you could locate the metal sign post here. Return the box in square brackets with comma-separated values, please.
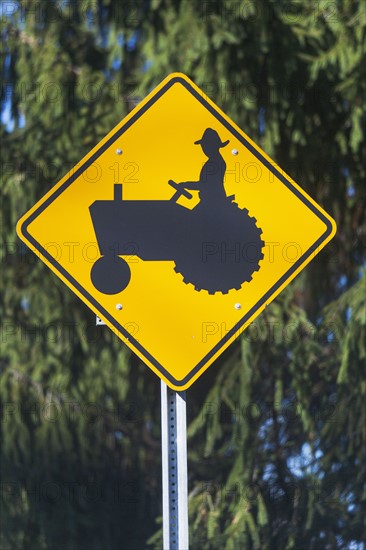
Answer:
[161, 381, 189, 549]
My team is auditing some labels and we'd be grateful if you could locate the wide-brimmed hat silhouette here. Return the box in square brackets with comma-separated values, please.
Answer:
[194, 128, 229, 148]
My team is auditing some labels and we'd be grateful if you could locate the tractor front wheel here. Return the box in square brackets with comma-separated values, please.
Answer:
[91, 256, 131, 294]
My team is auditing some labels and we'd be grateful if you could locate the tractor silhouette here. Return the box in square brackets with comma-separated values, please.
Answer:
[89, 129, 264, 295]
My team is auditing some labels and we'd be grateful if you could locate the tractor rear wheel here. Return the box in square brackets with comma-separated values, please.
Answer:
[173, 202, 264, 294]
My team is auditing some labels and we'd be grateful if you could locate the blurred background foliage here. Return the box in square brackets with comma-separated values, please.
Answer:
[0, 0, 365, 548]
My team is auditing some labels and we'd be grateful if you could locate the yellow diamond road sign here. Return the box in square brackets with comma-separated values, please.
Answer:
[17, 73, 336, 390]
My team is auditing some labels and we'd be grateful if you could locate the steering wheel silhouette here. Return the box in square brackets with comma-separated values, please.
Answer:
[168, 180, 193, 201]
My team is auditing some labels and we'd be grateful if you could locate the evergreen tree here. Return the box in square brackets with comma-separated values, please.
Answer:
[1, 1, 365, 549]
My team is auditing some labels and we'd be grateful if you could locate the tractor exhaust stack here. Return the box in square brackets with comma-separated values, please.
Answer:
[114, 184, 122, 201]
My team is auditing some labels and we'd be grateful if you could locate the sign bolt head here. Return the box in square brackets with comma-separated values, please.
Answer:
[234, 303, 242, 310]
[116, 148, 123, 155]
[116, 303, 123, 310]
[232, 149, 239, 156]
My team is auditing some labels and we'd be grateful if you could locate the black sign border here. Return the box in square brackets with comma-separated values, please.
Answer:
[19, 75, 334, 387]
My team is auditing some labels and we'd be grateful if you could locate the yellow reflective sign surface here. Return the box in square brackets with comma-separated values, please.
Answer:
[17, 73, 336, 390]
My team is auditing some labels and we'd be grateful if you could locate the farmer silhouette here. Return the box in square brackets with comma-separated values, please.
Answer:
[169, 128, 229, 206]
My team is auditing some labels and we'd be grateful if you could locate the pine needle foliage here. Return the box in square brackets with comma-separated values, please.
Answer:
[1, 1, 365, 548]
